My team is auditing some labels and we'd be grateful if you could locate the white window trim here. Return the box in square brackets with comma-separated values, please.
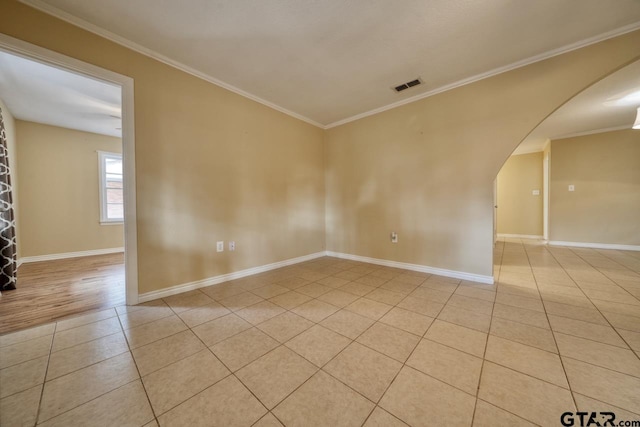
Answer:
[98, 150, 124, 225]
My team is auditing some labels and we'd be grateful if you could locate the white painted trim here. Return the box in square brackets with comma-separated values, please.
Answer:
[511, 146, 545, 155]
[324, 22, 640, 129]
[19, 247, 125, 264]
[0, 33, 139, 305]
[542, 146, 550, 241]
[326, 251, 494, 285]
[18, 0, 324, 130]
[551, 125, 631, 140]
[138, 252, 326, 303]
[497, 234, 544, 239]
[548, 241, 640, 251]
[17, 0, 640, 130]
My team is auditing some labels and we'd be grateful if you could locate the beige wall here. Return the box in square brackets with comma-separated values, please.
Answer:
[1, 0, 325, 294]
[2, 0, 639, 289]
[0, 96, 19, 257]
[325, 31, 640, 278]
[496, 152, 543, 236]
[16, 121, 124, 257]
[550, 129, 640, 245]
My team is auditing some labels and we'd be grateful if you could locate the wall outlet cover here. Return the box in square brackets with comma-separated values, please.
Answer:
[216, 241, 224, 252]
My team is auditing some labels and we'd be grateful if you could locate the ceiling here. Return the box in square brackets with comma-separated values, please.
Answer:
[514, 59, 640, 155]
[22, 0, 640, 128]
[0, 50, 122, 137]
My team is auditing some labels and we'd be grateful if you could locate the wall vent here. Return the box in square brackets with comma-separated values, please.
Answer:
[394, 78, 422, 92]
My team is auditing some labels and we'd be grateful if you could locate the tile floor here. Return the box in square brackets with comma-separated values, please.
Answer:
[1, 239, 640, 426]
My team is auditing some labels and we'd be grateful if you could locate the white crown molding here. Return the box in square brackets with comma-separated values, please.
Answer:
[18, 1, 640, 131]
[325, 22, 640, 129]
[138, 251, 326, 302]
[548, 241, 640, 251]
[511, 146, 546, 155]
[326, 251, 494, 285]
[18, 0, 324, 129]
[551, 124, 631, 140]
[18, 247, 124, 264]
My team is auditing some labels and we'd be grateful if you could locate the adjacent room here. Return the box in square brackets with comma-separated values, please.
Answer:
[1, 1, 639, 426]
[0, 50, 126, 333]
[496, 60, 640, 247]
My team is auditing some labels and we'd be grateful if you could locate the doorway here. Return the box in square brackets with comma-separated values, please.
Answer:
[0, 34, 138, 333]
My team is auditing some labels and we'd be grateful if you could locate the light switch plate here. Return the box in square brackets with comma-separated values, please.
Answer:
[568, 185, 575, 192]
[216, 241, 224, 252]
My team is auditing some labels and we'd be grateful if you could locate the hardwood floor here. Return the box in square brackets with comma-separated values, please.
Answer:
[0, 253, 125, 334]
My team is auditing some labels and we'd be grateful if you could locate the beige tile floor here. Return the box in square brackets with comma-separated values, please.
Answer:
[2, 239, 640, 426]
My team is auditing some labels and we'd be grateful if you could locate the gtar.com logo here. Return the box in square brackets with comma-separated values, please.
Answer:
[561, 412, 640, 427]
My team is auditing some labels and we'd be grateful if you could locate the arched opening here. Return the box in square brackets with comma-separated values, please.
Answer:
[493, 59, 640, 293]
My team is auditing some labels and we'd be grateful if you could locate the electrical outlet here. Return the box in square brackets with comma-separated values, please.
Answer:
[568, 185, 575, 192]
[391, 232, 398, 243]
[228, 241, 235, 251]
[532, 190, 540, 196]
[216, 241, 224, 252]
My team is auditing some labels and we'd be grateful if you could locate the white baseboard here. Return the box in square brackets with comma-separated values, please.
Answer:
[18, 247, 125, 264]
[497, 234, 544, 239]
[547, 241, 640, 252]
[139, 249, 496, 304]
[138, 251, 327, 303]
[326, 251, 494, 285]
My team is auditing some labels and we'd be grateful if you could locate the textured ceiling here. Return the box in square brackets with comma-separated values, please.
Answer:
[22, 0, 640, 127]
[0, 50, 122, 137]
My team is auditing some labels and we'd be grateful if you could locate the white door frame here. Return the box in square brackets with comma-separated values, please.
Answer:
[543, 140, 550, 242]
[0, 33, 139, 305]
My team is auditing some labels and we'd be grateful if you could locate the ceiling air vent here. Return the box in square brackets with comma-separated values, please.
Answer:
[393, 78, 422, 93]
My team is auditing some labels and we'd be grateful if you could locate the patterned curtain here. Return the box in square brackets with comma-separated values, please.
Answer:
[0, 107, 17, 291]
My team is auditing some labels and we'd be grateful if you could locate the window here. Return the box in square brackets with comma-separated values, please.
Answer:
[98, 151, 123, 224]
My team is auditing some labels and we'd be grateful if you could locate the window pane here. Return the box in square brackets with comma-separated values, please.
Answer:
[107, 188, 123, 204]
[106, 179, 123, 189]
[100, 153, 124, 223]
[107, 203, 124, 219]
[105, 158, 122, 174]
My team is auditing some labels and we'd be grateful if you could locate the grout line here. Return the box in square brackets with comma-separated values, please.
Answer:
[568, 249, 640, 304]
[204, 269, 429, 424]
[355, 277, 464, 427]
[34, 321, 56, 425]
[546, 247, 640, 362]
[115, 314, 159, 423]
[475, 397, 546, 426]
[8, 251, 639, 425]
[144, 333, 244, 419]
[34, 378, 144, 424]
[471, 239, 503, 426]
[523, 242, 581, 413]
